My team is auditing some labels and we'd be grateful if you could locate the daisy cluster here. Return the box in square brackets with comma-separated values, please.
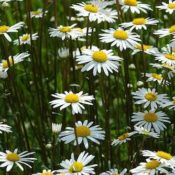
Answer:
[1, 0, 175, 174]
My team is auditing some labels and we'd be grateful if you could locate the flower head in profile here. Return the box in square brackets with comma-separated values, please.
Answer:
[119, 0, 152, 14]
[0, 22, 24, 42]
[121, 17, 158, 31]
[130, 159, 169, 175]
[71, 1, 118, 23]
[52, 123, 62, 134]
[100, 27, 140, 51]
[59, 120, 105, 149]
[131, 110, 170, 133]
[0, 122, 12, 133]
[132, 88, 169, 110]
[76, 46, 123, 76]
[157, 0, 175, 14]
[0, 149, 35, 172]
[142, 150, 175, 169]
[33, 169, 57, 175]
[50, 91, 94, 115]
[100, 168, 127, 175]
[0, 52, 30, 72]
[30, 8, 47, 18]
[112, 131, 136, 146]
[145, 73, 165, 84]
[58, 151, 97, 175]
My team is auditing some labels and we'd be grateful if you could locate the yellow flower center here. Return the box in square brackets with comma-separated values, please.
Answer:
[156, 151, 173, 160]
[164, 54, 175, 60]
[112, 173, 119, 175]
[118, 133, 129, 141]
[113, 30, 128, 40]
[146, 160, 160, 169]
[136, 44, 152, 51]
[124, 0, 137, 6]
[2, 57, 13, 69]
[69, 162, 84, 173]
[76, 126, 91, 137]
[92, 51, 108, 63]
[84, 4, 98, 13]
[162, 63, 174, 70]
[144, 112, 158, 122]
[32, 10, 41, 15]
[59, 26, 72, 33]
[132, 18, 146, 25]
[151, 73, 163, 80]
[6, 153, 20, 162]
[169, 25, 175, 33]
[64, 94, 79, 103]
[40, 171, 53, 175]
[144, 92, 157, 101]
[0, 25, 9, 33]
[168, 3, 175, 9]
[21, 34, 30, 41]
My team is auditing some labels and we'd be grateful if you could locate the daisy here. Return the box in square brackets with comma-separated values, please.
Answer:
[100, 27, 140, 51]
[163, 97, 175, 110]
[71, 1, 118, 23]
[49, 24, 83, 40]
[33, 169, 57, 175]
[130, 159, 169, 175]
[0, 52, 30, 72]
[58, 48, 69, 59]
[50, 91, 94, 115]
[154, 24, 175, 38]
[132, 88, 169, 110]
[0, 22, 24, 42]
[119, 0, 152, 14]
[100, 168, 127, 175]
[76, 47, 123, 76]
[52, 123, 62, 134]
[30, 8, 47, 18]
[59, 120, 105, 149]
[131, 110, 170, 133]
[157, 0, 175, 14]
[134, 126, 160, 138]
[58, 151, 97, 175]
[145, 73, 165, 84]
[131, 43, 158, 55]
[0, 122, 12, 133]
[142, 150, 175, 169]
[121, 17, 158, 31]
[14, 33, 38, 45]
[111, 131, 136, 146]
[0, 0, 22, 7]
[0, 149, 35, 172]
[0, 71, 7, 79]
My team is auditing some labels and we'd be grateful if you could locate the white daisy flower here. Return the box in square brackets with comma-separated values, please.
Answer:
[100, 28, 140, 51]
[119, 0, 152, 14]
[145, 73, 165, 84]
[0, 122, 12, 133]
[76, 47, 123, 76]
[121, 17, 158, 31]
[59, 120, 105, 149]
[130, 159, 169, 175]
[0, 52, 30, 72]
[131, 110, 170, 133]
[142, 150, 175, 169]
[0, 149, 35, 172]
[134, 126, 160, 138]
[14, 33, 38, 45]
[49, 24, 84, 40]
[52, 123, 62, 134]
[154, 24, 175, 38]
[0, 71, 8, 79]
[131, 43, 158, 55]
[0, 22, 24, 42]
[30, 8, 47, 18]
[58, 48, 69, 59]
[71, 1, 118, 23]
[157, 0, 175, 14]
[163, 97, 175, 110]
[58, 151, 97, 175]
[132, 88, 169, 110]
[111, 131, 136, 146]
[33, 169, 57, 175]
[50, 91, 94, 115]
[100, 168, 127, 175]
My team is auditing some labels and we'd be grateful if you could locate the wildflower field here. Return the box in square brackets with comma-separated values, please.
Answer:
[1, 0, 175, 174]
